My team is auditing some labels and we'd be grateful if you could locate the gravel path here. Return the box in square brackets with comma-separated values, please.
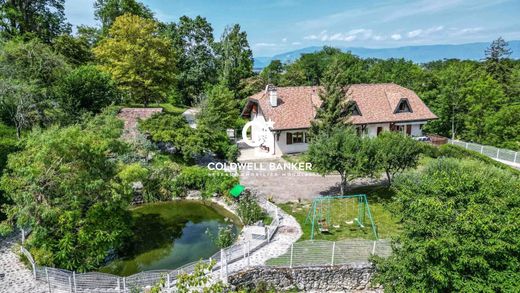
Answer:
[0, 233, 46, 293]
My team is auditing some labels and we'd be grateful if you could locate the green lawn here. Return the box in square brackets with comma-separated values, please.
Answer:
[280, 185, 401, 241]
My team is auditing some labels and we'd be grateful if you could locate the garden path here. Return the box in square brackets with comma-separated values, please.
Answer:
[0, 233, 47, 293]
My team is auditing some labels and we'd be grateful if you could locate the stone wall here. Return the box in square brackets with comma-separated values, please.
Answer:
[228, 264, 382, 292]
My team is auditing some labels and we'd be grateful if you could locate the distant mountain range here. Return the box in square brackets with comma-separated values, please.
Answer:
[253, 40, 520, 69]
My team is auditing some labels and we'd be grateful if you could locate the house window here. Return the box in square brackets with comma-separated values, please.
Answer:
[286, 132, 305, 144]
[292, 132, 304, 143]
[347, 102, 362, 116]
[395, 99, 412, 113]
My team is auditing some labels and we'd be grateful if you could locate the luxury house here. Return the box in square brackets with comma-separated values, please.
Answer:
[241, 83, 437, 156]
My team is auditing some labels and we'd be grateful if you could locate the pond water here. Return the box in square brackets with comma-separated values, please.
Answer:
[99, 200, 240, 276]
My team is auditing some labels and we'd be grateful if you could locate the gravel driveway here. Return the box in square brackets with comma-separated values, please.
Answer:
[239, 158, 381, 203]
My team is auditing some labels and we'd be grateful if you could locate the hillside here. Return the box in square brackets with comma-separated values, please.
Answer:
[254, 40, 520, 69]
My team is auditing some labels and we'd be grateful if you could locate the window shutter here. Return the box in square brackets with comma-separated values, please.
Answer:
[286, 132, 293, 145]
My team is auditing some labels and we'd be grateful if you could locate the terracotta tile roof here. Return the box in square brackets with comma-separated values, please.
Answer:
[242, 84, 437, 130]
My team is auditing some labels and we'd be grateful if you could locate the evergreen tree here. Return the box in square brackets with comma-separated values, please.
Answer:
[310, 58, 349, 137]
[484, 37, 512, 84]
[197, 83, 238, 131]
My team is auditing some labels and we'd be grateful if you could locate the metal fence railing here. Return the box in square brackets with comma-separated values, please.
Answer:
[265, 239, 391, 268]
[19, 199, 282, 293]
[17, 200, 393, 292]
[449, 139, 519, 164]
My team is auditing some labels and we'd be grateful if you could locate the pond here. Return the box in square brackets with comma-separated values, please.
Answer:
[99, 200, 241, 276]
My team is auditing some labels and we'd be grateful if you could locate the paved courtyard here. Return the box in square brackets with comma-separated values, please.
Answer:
[239, 157, 382, 203]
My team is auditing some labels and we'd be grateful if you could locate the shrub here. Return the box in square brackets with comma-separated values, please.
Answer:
[439, 144, 520, 175]
[206, 225, 236, 248]
[172, 166, 238, 198]
[237, 191, 265, 225]
[372, 158, 520, 292]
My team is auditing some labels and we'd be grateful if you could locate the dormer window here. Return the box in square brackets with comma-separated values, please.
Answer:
[395, 98, 412, 113]
[347, 101, 362, 116]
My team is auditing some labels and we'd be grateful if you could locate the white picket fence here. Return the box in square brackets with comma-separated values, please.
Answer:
[19, 199, 281, 293]
[449, 139, 519, 164]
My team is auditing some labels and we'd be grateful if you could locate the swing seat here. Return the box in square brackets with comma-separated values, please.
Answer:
[332, 224, 340, 229]
[345, 220, 354, 225]
[318, 219, 329, 233]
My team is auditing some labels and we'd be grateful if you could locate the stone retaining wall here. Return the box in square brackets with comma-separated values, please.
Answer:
[228, 264, 382, 292]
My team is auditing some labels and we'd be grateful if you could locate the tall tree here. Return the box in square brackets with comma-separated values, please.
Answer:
[52, 34, 94, 66]
[281, 46, 341, 86]
[94, 0, 154, 34]
[310, 58, 349, 137]
[420, 61, 478, 139]
[0, 79, 37, 138]
[197, 83, 238, 131]
[93, 14, 177, 106]
[164, 16, 217, 105]
[484, 37, 512, 85]
[462, 75, 507, 142]
[215, 24, 253, 97]
[373, 158, 520, 292]
[0, 39, 70, 126]
[0, 0, 70, 42]
[260, 59, 283, 85]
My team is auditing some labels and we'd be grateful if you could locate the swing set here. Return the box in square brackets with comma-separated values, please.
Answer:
[304, 194, 378, 240]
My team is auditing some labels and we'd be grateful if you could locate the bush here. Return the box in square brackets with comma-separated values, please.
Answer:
[438, 144, 520, 175]
[372, 158, 520, 292]
[172, 166, 238, 198]
[418, 141, 440, 158]
[237, 191, 265, 225]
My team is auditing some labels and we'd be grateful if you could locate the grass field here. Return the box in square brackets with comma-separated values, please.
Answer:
[280, 185, 401, 241]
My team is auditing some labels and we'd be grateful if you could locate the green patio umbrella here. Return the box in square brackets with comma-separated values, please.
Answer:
[230, 184, 245, 198]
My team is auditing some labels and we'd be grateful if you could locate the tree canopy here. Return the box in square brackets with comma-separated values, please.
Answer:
[94, 0, 154, 34]
[93, 14, 177, 106]
[0, 0, 70, 42]
[215, 24, 253, 97]
[0, 110, 132, 271]
[373, 158, 520, 292]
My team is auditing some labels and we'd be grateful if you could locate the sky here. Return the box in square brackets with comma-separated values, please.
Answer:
[65, 0, 520, 57]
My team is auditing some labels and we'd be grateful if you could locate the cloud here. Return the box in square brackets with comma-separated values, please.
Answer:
[407, 29, 423, 38]
[254, 43, 278, 47]
[303, 34, 319, 40]
[304, 29, 375, 42]
[282, 38, 287, 42]
[450, 27, 484, 35]
[391, 34, 402, 40]
[292, 41, 302, 45]
[407, 26, 445, 38]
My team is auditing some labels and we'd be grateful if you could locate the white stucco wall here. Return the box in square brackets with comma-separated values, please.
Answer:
[366, 123, 390, 137]
[274, 131, 310, 155]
